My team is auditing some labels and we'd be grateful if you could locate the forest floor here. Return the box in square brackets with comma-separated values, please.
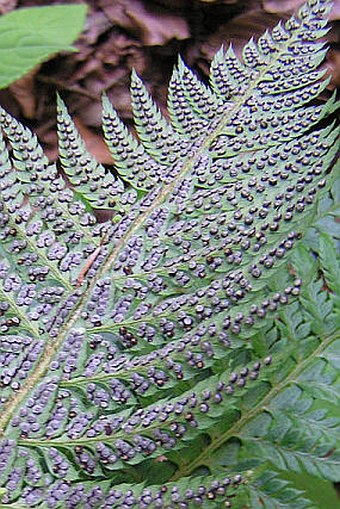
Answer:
[0, 0, 339, 164]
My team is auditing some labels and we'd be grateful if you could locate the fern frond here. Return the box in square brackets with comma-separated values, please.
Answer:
[102, 95, 165, 191]
[242, 470, 317, 509]
[0, 0, 338, 507]
[56, 96, 128, 211]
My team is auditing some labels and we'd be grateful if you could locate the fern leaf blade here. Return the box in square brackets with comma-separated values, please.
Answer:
[57, 95, 127, 211]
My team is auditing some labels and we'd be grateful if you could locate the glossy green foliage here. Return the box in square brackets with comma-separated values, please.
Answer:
[0, 4, 87, 89]
[0, 0, 339, 507]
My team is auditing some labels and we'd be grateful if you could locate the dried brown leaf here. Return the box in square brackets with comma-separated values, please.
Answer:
[263, 0, 340, 19]
[100, 0, 190, 46]
[9, 70, 37, 119]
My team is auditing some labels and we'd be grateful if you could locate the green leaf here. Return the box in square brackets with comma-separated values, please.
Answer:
[318, 232, 340, 299]
[281, 472, 340, 509]
[0, 4, 87, 89]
